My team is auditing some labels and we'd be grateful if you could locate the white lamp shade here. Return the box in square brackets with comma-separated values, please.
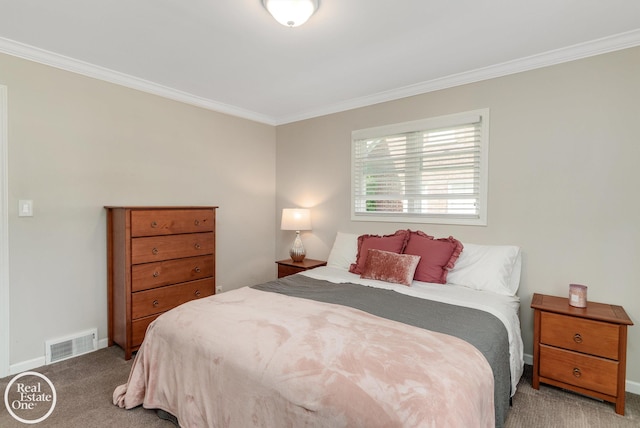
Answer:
[281, 208, 311, 231]
[263, 0, 318, 27]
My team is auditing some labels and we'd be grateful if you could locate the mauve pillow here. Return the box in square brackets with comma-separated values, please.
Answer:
[360, 249, 421, 286]
[349, 230, 410, 275]
[403, 230, 463, 284]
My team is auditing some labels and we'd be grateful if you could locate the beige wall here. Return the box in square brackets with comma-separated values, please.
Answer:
[3, 43, 639, 388]
[276, 46, 640, 386]
[1, 52, 277, 365]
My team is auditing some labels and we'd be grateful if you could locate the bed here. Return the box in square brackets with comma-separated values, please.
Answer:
[114, 231, 524, 428]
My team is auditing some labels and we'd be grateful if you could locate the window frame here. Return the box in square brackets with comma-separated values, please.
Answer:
[350, 108, 490, 226]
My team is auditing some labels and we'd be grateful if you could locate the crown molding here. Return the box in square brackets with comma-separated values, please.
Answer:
[1, 29, 640, 127]
[0, 37, 276, 126]
[275, 28, 640, 124]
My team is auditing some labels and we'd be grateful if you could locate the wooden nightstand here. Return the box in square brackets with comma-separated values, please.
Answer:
[276, 258, 327, 278]
[531, 293, 633, 415]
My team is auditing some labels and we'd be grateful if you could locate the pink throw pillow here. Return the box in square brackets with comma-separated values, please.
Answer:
[349, 230, 410, 275]
[403, 230, 463, 284]
[360, 249, 421, 286]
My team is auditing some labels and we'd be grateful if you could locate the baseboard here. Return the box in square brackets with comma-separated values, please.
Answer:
[627, 379, 640, 395]
[9, 356, 45, 375]
[9, 338, 109, 375]
[523, 352, 640, 395]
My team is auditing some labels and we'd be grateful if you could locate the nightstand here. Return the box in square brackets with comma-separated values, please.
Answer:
[276, 258, 327, 278]
[531, 293, 633, 415]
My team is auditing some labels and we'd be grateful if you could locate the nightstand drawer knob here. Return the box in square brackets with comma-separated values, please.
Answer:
[151, 221, 158, 228]
[194, 243, 201, 250]
[194, 219, 200, 226]
[153, 271, 160, 278]
[573, 333, 583, 343]
[195, 290, 201, 297]
[194, 266, 201, 273]
[573, 367, 582, 378]
[152, 299, 159, 307]
[152, 247, 159, 255]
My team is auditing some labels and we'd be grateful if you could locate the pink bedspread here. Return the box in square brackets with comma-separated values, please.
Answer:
[114, 286, 494, 427]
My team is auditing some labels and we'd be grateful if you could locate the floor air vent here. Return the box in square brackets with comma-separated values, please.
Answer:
[45, 328, 97, 364]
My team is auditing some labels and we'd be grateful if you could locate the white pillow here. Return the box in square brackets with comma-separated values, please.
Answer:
[326, 232, 359, 271]
[447, 243, 522, 296]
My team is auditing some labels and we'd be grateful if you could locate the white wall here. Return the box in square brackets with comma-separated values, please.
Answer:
[1, 52, 277, 368]
[276, 46, 640, 386]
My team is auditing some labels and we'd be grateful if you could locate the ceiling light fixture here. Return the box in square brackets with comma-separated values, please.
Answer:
[263, 0, 319, 28]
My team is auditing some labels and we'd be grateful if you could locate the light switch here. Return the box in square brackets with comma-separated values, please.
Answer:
[18, 200, 33, 217]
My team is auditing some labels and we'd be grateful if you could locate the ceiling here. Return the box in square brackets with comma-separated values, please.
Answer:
[1, 1, 639, 125]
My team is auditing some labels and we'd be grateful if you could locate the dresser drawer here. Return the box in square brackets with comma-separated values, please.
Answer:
[131, 314, 161, 348]
[132, 255, 214, 292]
[131, 278, 214, 319]
[131, 209, 215, 237]
[540, 312, 620, 360]
[131, 232, 214, 264]
[539, 344, 618, 396]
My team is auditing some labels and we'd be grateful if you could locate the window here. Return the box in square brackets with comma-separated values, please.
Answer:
[351, 109, 489, 225]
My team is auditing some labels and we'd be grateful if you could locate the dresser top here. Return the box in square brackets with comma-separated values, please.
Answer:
[531, 293, 633, 325]
[105, 206, 218, 210]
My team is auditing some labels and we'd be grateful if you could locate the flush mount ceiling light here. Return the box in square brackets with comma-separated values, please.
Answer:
[263, 0, 319, 27]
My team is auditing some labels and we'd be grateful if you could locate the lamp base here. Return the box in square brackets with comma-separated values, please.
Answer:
[289, 231, 306, 262]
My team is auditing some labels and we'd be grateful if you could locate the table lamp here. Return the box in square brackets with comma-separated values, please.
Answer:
[281, 208, 311, 262]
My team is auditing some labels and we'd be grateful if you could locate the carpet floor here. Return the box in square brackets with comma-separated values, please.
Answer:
[1, 346, 638, 427]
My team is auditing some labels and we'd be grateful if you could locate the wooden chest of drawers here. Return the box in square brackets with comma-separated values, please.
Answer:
[531, 293, 633, 415]
[106, 206, 217, 359]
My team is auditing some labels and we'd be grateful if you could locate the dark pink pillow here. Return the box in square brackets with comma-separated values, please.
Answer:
[349, 230, 410, 275]
[403, 230, 463, 284]
[360, 249, 421, 286]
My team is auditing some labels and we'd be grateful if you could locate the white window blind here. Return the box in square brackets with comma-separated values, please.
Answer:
[351, 109, 489, 225]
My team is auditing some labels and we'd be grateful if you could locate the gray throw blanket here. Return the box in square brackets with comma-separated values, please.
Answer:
[253, 275, 511, 428]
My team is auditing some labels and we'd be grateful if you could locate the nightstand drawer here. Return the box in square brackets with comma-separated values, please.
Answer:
[540, 345, 618, 396]
[276, 259, 327, 278]
[278, 264, 305, 277]
[540, 312, 620, 360]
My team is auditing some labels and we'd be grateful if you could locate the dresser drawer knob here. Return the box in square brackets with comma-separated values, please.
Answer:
[151, 221, 158, 228]
[194, 219, 200, 226]
[194, 243, 201, 250]
[152, 247, 159, 255]
[194, 266, 201, 273]
[153, 271, 160, 278]
[195, 290, 201, 297]
[152, 299, 159, 307]
[573, 367, 582, 378]
[573, 333, 583, 344]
